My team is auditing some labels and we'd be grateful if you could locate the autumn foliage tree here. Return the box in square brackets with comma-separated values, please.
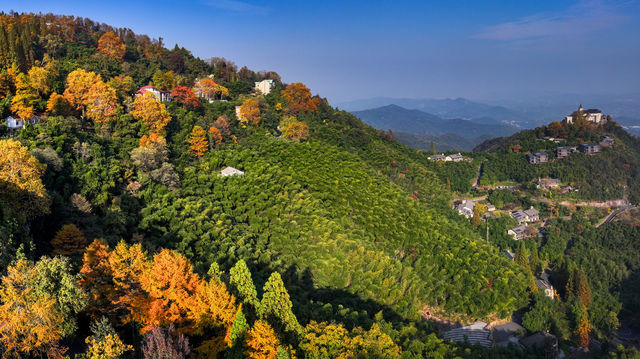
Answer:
[97, 31, 126, 61]
[46, 92, 75, 116]
[189, 125, 208, 157]
[171, 86, 200, 110]
[283, 121, 310, 142]
[138, 249, 201, 332]
[282, 82, 321, 115]
[131, 92, 172, 135]
[239, 98, 261, 126]
[63, 68, 100, 115]
[152, 70, 177, 91]
[194, 77, 228, 101]
[51, 224, 88, 257]
[0, 139, 50, 219]
[0, 260, 66, 358]
[245, 320, 280, 359]
[79, 239, 115, 318]
[85, 80, 118, 125]
[208, 126, 223, 147]
[10, 72, 37, 119]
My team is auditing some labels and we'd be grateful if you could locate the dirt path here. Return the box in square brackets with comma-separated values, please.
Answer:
[532, 197, 630, 208]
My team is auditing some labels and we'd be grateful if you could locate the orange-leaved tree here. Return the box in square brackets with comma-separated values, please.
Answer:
[131, 92, 172, 135]
[46, 92, 75, 116]
[282, 82, 321, 115]
[239, 98, 261, 126]
[108, 241, 151, 326]
[283, 121, 310, 142]
[51, 224, 88, 257]
[208, 126, 223, 147]
[245, 320, 280, 359]
[10, 73, 37, 119]
[79, 239, 116, 319]
[171, 86, 200, 110]
[97, 31, 126, 61]
[138, 249, 201, 333]
[189, 125, 208, 157]
[85, 80, 118, 125]
[63, 68, 100, 116]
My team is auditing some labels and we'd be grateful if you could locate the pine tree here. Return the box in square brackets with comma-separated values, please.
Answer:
[515, 241, 529, 270]
[429, 141, 436, 154]
[51, 224, 88, 257]
[574, 269, 592, 308]
[229, 260, 259, 310]
[529, 248, 541, 275]
[259, 272, 301, 335]
[188, 125, 208, 157]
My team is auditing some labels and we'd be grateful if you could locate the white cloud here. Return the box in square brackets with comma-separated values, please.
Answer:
[473, 0, 629, 41]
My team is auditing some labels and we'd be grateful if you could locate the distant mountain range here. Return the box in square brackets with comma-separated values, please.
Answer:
[340, 95, 640, 134]
[351, 104, 520, 151]
[341, 97, 532, 127]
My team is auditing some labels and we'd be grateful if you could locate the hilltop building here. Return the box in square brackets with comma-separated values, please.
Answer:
[599, 135, 615, 147]
[556, 146, 572, 159]
[527, 152, 548, 164]
[536, 178, 559, 189]
[511, 207, 539, 223]
[507, 225, 531, 240]
[564, 105, 605, 124]
[536, 271, 555, 299]
[136, 85, 171, 102]
[579, 143, 601, 155]
[254, 79, 275, 95]
[454, 199, 475, 218]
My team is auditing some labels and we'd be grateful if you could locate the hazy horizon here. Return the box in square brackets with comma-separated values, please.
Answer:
[5, 0, 640, 105]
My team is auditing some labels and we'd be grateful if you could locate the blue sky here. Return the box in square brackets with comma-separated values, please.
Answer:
[2, 0, 640, 104]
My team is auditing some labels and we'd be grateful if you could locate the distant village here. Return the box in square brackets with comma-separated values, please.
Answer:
[526, 106, 614, 165]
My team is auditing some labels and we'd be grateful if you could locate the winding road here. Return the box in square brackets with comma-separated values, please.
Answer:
[596, 205, 636, 228]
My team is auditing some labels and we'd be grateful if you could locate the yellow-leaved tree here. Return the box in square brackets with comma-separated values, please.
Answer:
[245, 320, 280, 359]
[188, 125, 208, 157]
[0, 139, 50, 219]
[97, 31, 126, 61]
[239, 98, 261, 126]
[0, 260, 66, 358]
[131, 92, 172, 135]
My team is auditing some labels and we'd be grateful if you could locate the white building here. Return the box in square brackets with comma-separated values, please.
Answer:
[507, 225, 530, 240]
[565, 105, 605, 124]
[136, 85, 171, 102]
[219, 166, 245, 177]
[5, 116, 22, 129]
[428, 153, 465, 162]
[5, 115, 41, 130]
[455, 199, 476, 218]
[254, 79, 275, 95]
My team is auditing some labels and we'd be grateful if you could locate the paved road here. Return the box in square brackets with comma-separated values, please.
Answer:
[596, 205, 635, 228]
[472, 162, 484, 188]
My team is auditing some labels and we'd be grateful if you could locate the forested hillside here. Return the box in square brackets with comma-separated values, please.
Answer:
[0, 12, 542, 358]
[475, 119, 640, 203]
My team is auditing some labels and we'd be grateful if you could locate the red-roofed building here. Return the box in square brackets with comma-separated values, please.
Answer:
[136, 85, 171, 102]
